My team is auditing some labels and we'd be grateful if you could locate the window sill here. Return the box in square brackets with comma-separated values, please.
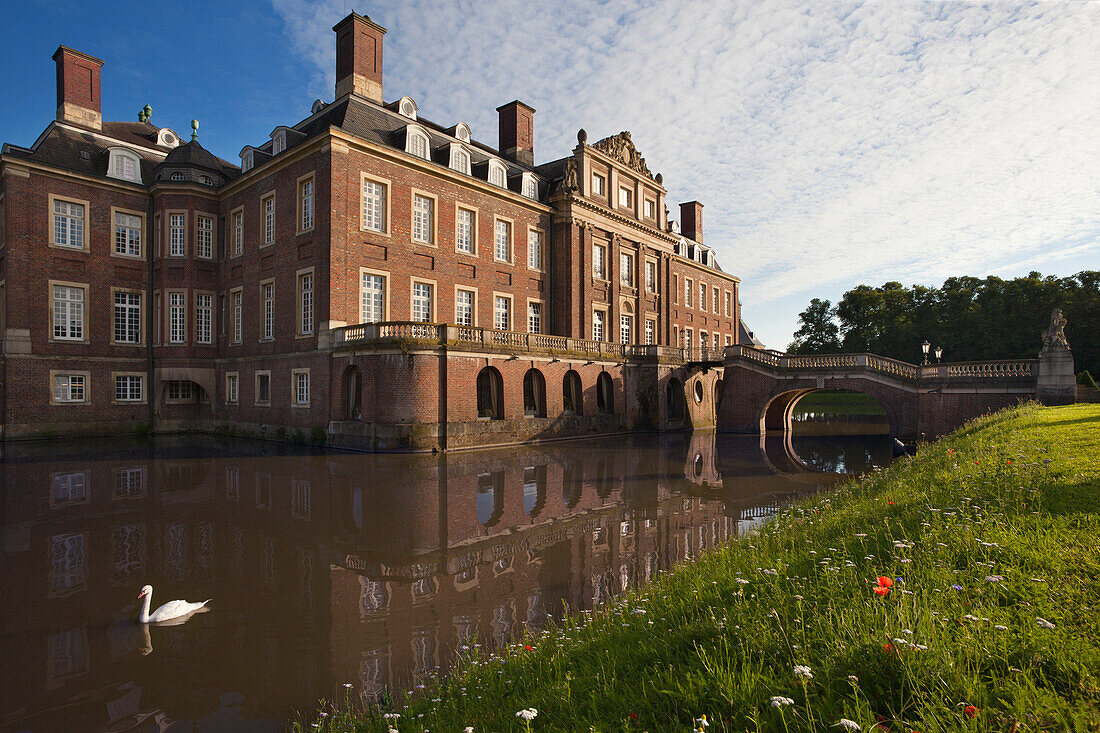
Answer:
[360, 227, 391, 238]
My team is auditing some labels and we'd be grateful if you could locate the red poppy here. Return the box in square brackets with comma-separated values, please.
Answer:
[876, 576, 894, 588]
[873, 585, 890, 596]
[630, 713, 639, 720]
[963, 705, 979, 719]
[524, 645, 533, 651]
[884, 643, 894, 652]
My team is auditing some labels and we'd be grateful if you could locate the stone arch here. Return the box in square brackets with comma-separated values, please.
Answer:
[477, 367, 504, 419]
[761, 388, 896, 437]
[563, 370, 583, 416]
[666, 377, 686, 424]
[343, 366, 362, 420]
[714, 379, 725, 416]
[523, 369, 547, 418]
[596, 372, 614, 414]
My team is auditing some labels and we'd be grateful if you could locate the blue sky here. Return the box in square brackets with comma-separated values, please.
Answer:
[2, 0, 1098, 350]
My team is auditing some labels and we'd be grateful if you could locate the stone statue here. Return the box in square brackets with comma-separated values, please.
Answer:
[591, 131, 654, 179]
[560, 157, 579, 193]
[1041, 308, 1070, 351]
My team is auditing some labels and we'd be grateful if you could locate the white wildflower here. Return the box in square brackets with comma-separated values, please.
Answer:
[1036, 617, 1056, 629]
[836, 719, 861, 731]
[794, 665, 813, 679]
[994, 625, 1008, 631]
[770, 696, 795, 707]
[516, 708, 538, 721]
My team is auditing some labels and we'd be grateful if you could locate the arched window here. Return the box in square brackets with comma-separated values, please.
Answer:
[523, 466, 546, 517]
[107, 148, 142, 183]
[523, 369, 546, 418]
[488, 160, 506, 188]
[449, 144, 471, 175]
[667, 378, 684, 422]
[563, 370, 583, 416]
[406, 126, 430, 160]
[169, 172, 184, 182]
[522, 173, 538, 200]
[398, 96, 418, 120]
[477, 367, 504, 419]
[453, 122, 471, 142]
[476, 472, 503, 526]
[596, 372, 614, 414]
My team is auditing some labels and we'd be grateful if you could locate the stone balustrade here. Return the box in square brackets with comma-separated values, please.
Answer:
[333, 322, 628, 359]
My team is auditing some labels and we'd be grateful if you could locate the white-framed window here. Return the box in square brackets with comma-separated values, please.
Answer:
[298, 271, 313, 335]
[407, 129, 429, 159]
[196, 215, 214, 258]
[398, 97, 418, 119]
[114, 212, 142, 257]
[169, 291, 186, 343]
[488, 160, 506, 188]
[53, 373, 86, 403]
[261, 282, 274, 340]
[528, 301, 542, 334]
[620, 314, 633, 344]
[684, 279, 693, 308]
[299, 177, 314, 231]
[618, 186, 633, 208]
[412, 282, 433, 323]
[725, 291, 732, 317]
[241, 149, 254, 172]
[255, 372, 271, 404]
[527, 228, 543, 270]
[725, 334, 733, 346]
[272, 133, 286, 155]
[700, 331, 708, 349]
[196, 293, 212, 344]
[52, 284, 84, 340]
[592, 309, 606, 341]
[593, 243, 607, 280]
[494, 295, 511, 331]
[714, 332, 721, 349]
[683, 328, 692, 348]
[169, 213, 186, 256]
[412, 194, 434, 244]
[449, 145, 471, 175]
[456, 208, 475, 254]
[644, 318, 655, 345]
[294, 371, 310, 405]
[455, 289, 475, 326]
[713, 286, 720, 314]
[52, 473, 88, 504]
[700, 283, 707, 311]
[53, 200, 85, 249]
[522, 173, 538, 199]
[232, 290, 242, 343]
[645, 260, 657, 293]
[113, 291, 141, 344]
[361, 272, 386, 323]
[362, 179, 387, 232]
[114, 374, 143, 402]
[592, 173, 605, 196]
[263, 194, 275, 245]
[644, 198, 656, 219]
[494, 219, 512, 262]
[232, 210, 243, 256]
[108, 149, 140, 182]
[620, 252, 635, 287]
[226, 372, 239, 404]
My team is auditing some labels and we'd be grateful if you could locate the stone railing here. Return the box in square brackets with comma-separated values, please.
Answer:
[333, 322, 627, 359]
[727, 345, 1037, 383]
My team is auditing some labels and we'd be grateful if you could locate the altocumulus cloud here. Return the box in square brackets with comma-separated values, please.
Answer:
[272, 0, 1099, 347]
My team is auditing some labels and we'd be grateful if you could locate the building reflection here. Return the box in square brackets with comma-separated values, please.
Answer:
[0, 433, 880, 731]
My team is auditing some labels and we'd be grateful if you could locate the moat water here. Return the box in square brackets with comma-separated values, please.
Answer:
[0, 430, 893, 732]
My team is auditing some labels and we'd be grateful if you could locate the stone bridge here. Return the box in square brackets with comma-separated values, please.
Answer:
[717, 345, 1070, 440]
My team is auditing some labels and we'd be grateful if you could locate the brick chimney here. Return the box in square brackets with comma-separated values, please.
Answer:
[497, 100, 535, 167]
[52, 46, 104, 130]
[333, 12, 386, 103]
[680, 201, 703, 242]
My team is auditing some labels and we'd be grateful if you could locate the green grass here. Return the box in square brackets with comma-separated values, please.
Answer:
[793, 391, 887, 417]
[303, 404, 1100, 733]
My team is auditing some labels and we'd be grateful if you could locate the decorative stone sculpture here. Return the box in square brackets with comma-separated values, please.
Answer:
[1037, 307, 1075, 405]
[577, 128, 587, 145]
[560, 157, 579, 193]
[591, 131, 654, 179]
[1041, 308, 1070, 351]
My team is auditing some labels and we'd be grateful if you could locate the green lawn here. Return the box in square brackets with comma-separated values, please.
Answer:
[792, 391, 887, 416]
[305, 404, 1100, 732]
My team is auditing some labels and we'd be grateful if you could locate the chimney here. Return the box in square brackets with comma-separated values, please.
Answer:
[497, 100, 535, 167]
[680, 201, 703, 242]
[52, 46, 104, 130]
[333, 12, 386, 103]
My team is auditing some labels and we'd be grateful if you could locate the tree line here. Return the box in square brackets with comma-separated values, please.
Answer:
[786, 271, 1099, 378]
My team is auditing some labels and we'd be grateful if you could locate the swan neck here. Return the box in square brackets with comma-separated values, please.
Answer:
[138, 591, 152, 623]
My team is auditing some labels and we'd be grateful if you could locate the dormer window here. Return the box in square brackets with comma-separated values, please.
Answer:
[170, 172, 184, 182]
[454, 122, 471, 142]
[107, 148, 142, 183]
[199, 175, 214, 186]
[241, 149, 254, 172]
[521, 173, 538, 200]
[406, 127, 430, 160]
[272, 133, 286, 155]
[488, 160, 507, 188]
[156, 129, 180, 148]
[398, 96, 418, 120]
[449, 144, 471, 175]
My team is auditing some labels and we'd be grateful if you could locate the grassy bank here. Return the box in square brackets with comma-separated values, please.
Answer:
[307, 404, 1100, 732]
[793, 391, 887, 416]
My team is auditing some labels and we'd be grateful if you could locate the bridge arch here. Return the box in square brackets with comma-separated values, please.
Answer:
[760, 388, 897, 437]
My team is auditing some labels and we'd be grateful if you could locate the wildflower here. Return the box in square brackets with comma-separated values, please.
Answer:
[1036, 617, 1056, 629]
[994, 625, 1008, 631]
[383, 714, 401, 720]
[847, 675, 859, 683]
[629, 713, 639, 720]
[794, 665, 813, 679]
[985, 576, 1003, 582]
[524, 645, 533, 651]
[465, 728, 475, 733]
[770, 696, 795, 707]
[876, 576, 894, 588]
[696, 715, 710, 728]
[873, 585, 890, 597]
[736, 578, 749, 584]
[952, 585, 964, 590]
[516, 708, 538, 721]
[963, 705, 979, 719]
[836, 719, 861, 730]
[343, 683, 353, 688]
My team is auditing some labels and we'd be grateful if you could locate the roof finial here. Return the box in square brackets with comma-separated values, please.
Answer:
[138, 104, 153, 123]
[190, 119, 199, 142]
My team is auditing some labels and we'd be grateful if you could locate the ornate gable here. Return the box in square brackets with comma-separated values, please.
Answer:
[591, 131, 653, 180]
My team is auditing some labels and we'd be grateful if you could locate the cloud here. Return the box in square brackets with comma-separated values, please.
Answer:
[272, 0, 1100, 348]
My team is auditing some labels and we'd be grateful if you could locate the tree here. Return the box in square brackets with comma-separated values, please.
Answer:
[788, 298, 840, 354]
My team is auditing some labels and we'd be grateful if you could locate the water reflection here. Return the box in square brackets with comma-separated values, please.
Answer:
[0, 432, 891, 732]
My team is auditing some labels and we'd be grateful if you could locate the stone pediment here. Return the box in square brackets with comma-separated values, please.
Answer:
[591, 131, 653, 180]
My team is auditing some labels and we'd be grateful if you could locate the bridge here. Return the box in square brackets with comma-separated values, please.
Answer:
[715, 343, 1073, 440]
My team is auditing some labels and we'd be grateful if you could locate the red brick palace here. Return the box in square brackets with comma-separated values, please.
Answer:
[0, 13, 754, 451]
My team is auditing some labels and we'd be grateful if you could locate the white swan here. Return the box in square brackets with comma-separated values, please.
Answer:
[137, 585, 211, 624]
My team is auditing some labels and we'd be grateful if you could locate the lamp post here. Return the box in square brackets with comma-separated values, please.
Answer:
[921, 340, 930, 366]
[934, 346, 943, 363]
